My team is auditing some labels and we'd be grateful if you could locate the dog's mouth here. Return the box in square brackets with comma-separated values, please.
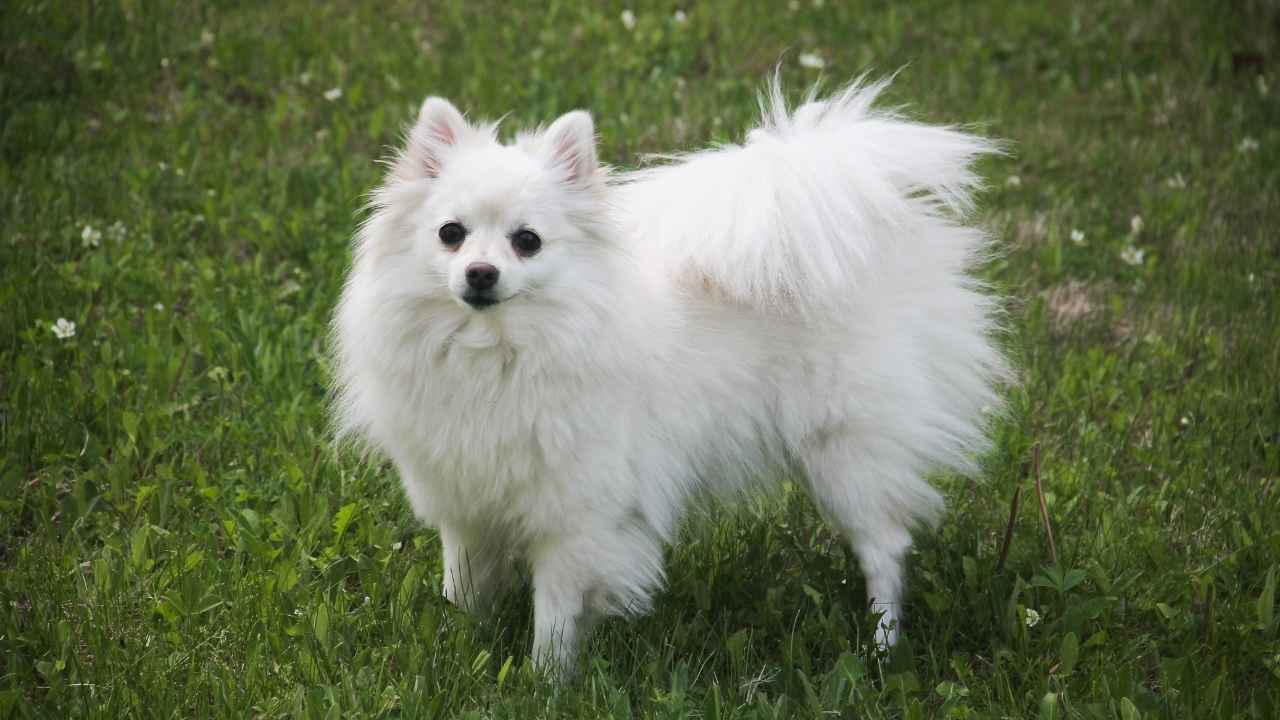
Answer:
[462, 292, 502, 310]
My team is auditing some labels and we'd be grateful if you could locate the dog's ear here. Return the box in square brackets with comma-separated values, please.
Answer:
[410, 97, 470, 178]
[542, 110, 598, 187]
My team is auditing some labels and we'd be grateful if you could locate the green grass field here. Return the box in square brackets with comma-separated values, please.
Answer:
[3, 1, 1278, 717]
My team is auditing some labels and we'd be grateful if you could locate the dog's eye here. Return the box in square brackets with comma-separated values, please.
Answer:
[512, 229, 542, 257]
[439, 222, 466, 248]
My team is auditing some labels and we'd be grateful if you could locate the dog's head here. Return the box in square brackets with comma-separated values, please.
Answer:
[362, 97, 611, 318]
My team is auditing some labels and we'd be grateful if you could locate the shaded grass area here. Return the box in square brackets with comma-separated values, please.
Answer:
[2, 0, 1278, 717]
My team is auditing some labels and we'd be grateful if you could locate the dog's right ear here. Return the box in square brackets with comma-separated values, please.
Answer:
[410, 97, 469, 178]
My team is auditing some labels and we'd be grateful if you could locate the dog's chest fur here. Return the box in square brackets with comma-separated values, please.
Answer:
[364, 317, 645, 533]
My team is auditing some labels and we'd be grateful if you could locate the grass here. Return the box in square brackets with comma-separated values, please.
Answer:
[2, 0, 1278, 717]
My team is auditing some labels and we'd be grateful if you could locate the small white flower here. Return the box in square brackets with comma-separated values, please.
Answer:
[1238, 137, 1259, 153]
[52, 318, 76, 339]
[1069, 229, 1085, 246]
[1005, 175, 1022, 188]
[1025, 608, 1041, 628]
[299, 71, 312, 86]
[200, 28, 215, 46]
[160, 57, 170, 68]
[620, 9, 636, 30]
[106, 221, 127, 242]
[323, 87, 342, 102]
[1165, 173, 1186, 190]
[798, 52, 826, 70]
[673, 9, 687, 23]
[153, 303, 165, 312]
[81, 224, 102, 248]
[1130, 214, 1144, 235]
[1120, 244, 1145, 266]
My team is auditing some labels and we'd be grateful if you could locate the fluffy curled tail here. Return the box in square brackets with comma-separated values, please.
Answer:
[621, 75, 1003, 318]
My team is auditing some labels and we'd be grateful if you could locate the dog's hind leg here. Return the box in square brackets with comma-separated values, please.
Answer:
[798, 429, 942, 650]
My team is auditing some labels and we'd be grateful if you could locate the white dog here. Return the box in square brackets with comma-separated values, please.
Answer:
[332, 76, 1010, 675]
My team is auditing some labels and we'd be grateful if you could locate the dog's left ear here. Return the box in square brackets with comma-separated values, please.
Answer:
[543, 110, 599, 187]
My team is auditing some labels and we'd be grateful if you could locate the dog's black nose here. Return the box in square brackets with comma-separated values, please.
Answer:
[465, 262, 499, 291]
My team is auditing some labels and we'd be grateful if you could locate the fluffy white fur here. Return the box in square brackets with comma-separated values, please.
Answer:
[332, 76, 1011, 675]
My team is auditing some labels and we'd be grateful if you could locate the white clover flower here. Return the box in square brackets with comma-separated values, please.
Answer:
[81, 224, 102, 248]
[1120, 245, 1145, 266]
[1025, 608, 1041, 628]
[798, 52, 826, 70]
[153, 303, 165, 312]
[106, 221, 127, 242]
[673, 9, 687, 23]
[52, 318, 76, 339]
[620, 9, 636, 30]
[323, 87, 342, 102]
[299, 71, 312, 86]
[1238, 137, 1259, 153]
[1130, 214, 1144, 235]
[1005, 175, 1022, 188]
[1069, 229, 1085, 245]
[200, 29, 215, 46]
[1166, 173, 1186, 190]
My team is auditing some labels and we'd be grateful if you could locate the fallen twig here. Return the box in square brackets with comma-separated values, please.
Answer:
[996, 484, 1021, 573]
[1031, 444, 1058, 564]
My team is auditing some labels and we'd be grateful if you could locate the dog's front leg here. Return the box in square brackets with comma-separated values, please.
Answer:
[439, 524, 513, 615]
[526, 499, 666, 678]
[528, 539, 598, 678]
